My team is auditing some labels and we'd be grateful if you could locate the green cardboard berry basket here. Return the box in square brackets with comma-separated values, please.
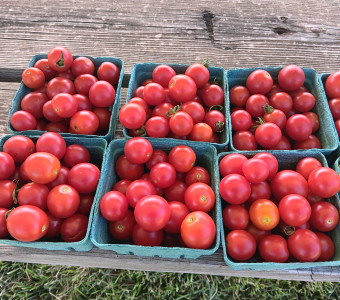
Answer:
[217, 150, 340, 270]
[122, 62, 229, 151]
[7, 54, 124, 141]
[0, 134, 107, 251]
[90, 138, 221, 259]
[227, 67, 338, 155]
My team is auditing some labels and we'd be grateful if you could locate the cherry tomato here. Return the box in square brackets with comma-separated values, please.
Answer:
[7, 205, 49, 242]
[51, 93, 78, 118]
[219, 153, 248, 177]
[0, 153, 15, 181]
[308, 167, 340, 198]
[259, 235, 289, 262]
[253, 152, 279, 180]
[242, 158, 269, 183]
[115, 155, 144, 181]
[68, 163, 100, 194]
[112, 180, 132, 195]
[0, 180, 16, 208]
[119, 103, 146, 130]
[44, 212, 63, 240]
[145, 116, 169, 138]
[249, 199, 280, 230]
[142, 82, 166, 106]
[47, 77, 75, 99]
[62, 144, 90, 168]
[246, 69, 273, 95]
[294, 134, 321, 150]
[293, 92, 315, 112]
[180, 101, 205, 124]
[202, 84, 224, 107]
[48, 46, 73, 72]
[168, 145, 195, 172]
[34, 58, 56, 81]
[315, 232, 335, 261]
[164, 180, 187, 203]
[185, 166, 210, 186]
[18, 182, 49, 211]
[146, 150, 168, 170]
[226, 230, 256, 261]
[289, 86, 309, 98]
[310, 201, 339, 232]
[219, 174, 251, 204]
[124, 137, 153, 165]
[325, 71, 340, 98]
[10, 111, 37, 131]
[74, 74, 98, 96]
[231, 110, 252, 131]
[89, 81, 116, 107]
[3, 135, 35, 163]
[77, 193, 94, 216]
[288, 229, 321, 262]
[278, 65, 305, 91]
[185, 63, 209, 89]
[92, 108, 111, 132]
[42, 100, 63, 122]
[22, 67, 45, 89]
[184, 182, 215, 212]
[246, 94, 269, 117]
[0, 208, 9, 238]
[169, 75, 197, 103]
[269, 92, 293, 114]
[232, 130, 257, 150]
[169, 111, 193, 136]
[126, 179, 156, 208]
[163, 201, 190, 234]
[222, 205, 249, 230]
[71, 57, 95, 77]
[132, 224, 163, 246]
[263, 108, 287, 130]
[97, 61, 120, 85]
[150, 162, 176, 188]
[245, 222, 271, 244]
[255, 122, 282, 148]
[70, 110, 99, 135]
[109, 209, 135, 240]
[229, 85, 250, 107]
[36, 132, 66, 160]
[248, 181, 271, 204]
[21, 92, 48, 119]
[60, 214, 88, 242]
[181, 211, 216, 249]
[100, 191, 128, 221]
[266, 84, 285, 99]
[190, 123, 213, 142]
[296, 157, 322, 179]
[152, 65, 176, 88]
[279, 194, 311, 227]
[152, 102, 174, 118]
[56, 69, 74, 80]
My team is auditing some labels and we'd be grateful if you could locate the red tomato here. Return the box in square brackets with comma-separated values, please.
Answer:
[7, 205, 49, 242]
[63, 144, 90, 168]
[204, 110, 225, 132]
[150, 162, 176, 188]
[310, 201, 339, 232]
[43, 100, 63, 122]
[18, 182, 49, 211]
[263, 108, 287, 130]
[109, 209, 136, 240]
[0, 180, 16, 208]
[279, 194, 311, 227]
[97, 62, 120, 85]
[169, 111, 194, 136]
[77, 193, 94, 216]
[253, 152, 279, 180]
[36, 132, 67, 160]
[180, 101, 205, 124]
[219, 153, 248, 177]
[229, 85, 250, 107]
[146, 150, 168, 170]
[44, 212, 63, 240]
[222, 205, 249, 230]
[288, 229, 321, 262]
[56, 69, 74, 80]
[242, 158, 269, 183]
[115, 155, 144, 181]
[133, 86, 145, 98]
[293, 92, 315, 112]
[259, 235, 289, 262]
[152, 102, 174, 118]
[278, 65, 305, 91]
[132, 224, 163, 246]
[169, 75, 197, 103]
[246, 69, 273, 95]
[134, 195, 170, 231]
[0, 208, 9, 238]
[60, 214, 88, 242]
[48, 46, 73, 72]
[325, 71, 340, 98]
[246, 94, 269, 117]
[24, 152, 61, 184]
[34, 58, 56, 81]
[245, 222, 271, 245]
[202, 84, 224, 107]
[47, 77, 75, 99]
[219, 174, 251, 204]
[140, 173, 164, 197]
[315, 232, 335, 261]
[232, 130, 257, 150]
[51, 93, 78, 118]
[255, 122, 282, 148]
[168, 145, 196, 173]
[296, 157, 322, 179]
[152, 65, 176, 88]
[70, 110, 99, 135]
[226, 229, 256, 261]
[185, 63, 209, 89]
[249, 199, 280, 230]
[126, 179, 156, 208]
[289, 86, 309, 98]
[92, 108, 111, 132]
[47, 184, 80, 218]
[231, 110, 252, 131]
[294, 134, 321, 150]
[266, 84, 285, 99]
[3, 136, 35, 163]
[185, 166, 210, 186]
[248, 181, 271, 204]
[181, 211, 216, 249]
[21, 92, 48, 119]
[68, 163, 100, 194]
[119, 103, 146, 130]
[269, 92, 293, 114]
[124, 137, 153, 165]
[143, 83, 166, 106]
[145, 116, 170, 138]
[164, 180, 187, 203]
[71, 57, 95, 77]
[271, 170, 308, 200]
[10, 111, 37, 131]
[89, 81, 116, 107]
[308, 167, 340, 198]
[74, 74, 98, 96]
[100, 191, 128, 221]
[22, 67, 45, 89]
[163, 201, 190, 234]
[184, 182, 215, 212]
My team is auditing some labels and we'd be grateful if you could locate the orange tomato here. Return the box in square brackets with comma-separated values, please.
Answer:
[249, 199, 279, 230]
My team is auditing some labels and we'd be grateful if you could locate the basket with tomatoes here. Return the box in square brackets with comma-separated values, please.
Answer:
[0, 133, 106, 251]
[8, 46, 124, 141]
[90, 138, 221, 259]
[218, 150, 340, 270]
[227, 66, 338, 154]
[119, 62, 229, 150]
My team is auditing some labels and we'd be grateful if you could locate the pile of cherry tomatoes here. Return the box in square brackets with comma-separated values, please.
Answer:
[230, 65, 322, 150]
[99, 137, 216, 249]
[219, 152, 340, 263]
[119, 63, 226, 143]
[0, 132, 100, 243]
[11, 46, 121, 135]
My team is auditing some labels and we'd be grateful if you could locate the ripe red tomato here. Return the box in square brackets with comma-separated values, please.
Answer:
[231, 110, 252, 131]
[266, 84, 285, 99]
[44, 212, 63, 239]
[325, 71, 340, 99]
[134, 195, 170, 231]
[60, 214, 88, 242]
[269, 92, 293, 114]
[263, 108, 287, 130]
[51, 93, 78, 118]
[202, 84, 224, 107]
[232, 130, 257, 150]
[124, 137, 153, 164]
[226, 229, 256, 261]
[47, 184, 80, 218]
[43, 100, 63, 123]
[279, 194, 311, 227]
[246, 69, 273, 95]
[253, 152, 279, 180]
[36, 132, 67, 160]
[0, 208, 9, 238]
[7, 205, 49, 242]
[181, 211, 216, 249]
[18, 182, 49, 211]
[294, 134, 321, 150]
[97, 61, 120, 85]
[245, 222, 271, 244]
[109, 209, 136, 240]
[180, 101, 205, 124]
[229, 85, 250, 107]
[249, 199, 280, 230]
[68, 163, 100, 194]
[34, 58, 56, 81]
[184, 182, 215, 212]
[77, 193, 94, 216]
[74, 74, 98, 96]
[21, 92, 48, 119]
[126, 179, 156, 208]
[0, 180, 16, 208]
[150, 162, 176, 188]
[293, 92, 315, 112]
[3, 136, 35, 164]
[246, 94, 269, 117]
[152, 102, 174, 118]
[92, 108, 112, 133]
[248, 181, 271, 204]
[255, 122, 282, 148]
[222, 205, 249, 230]
[259, 235, 289, 262]
[24, 152, 61, 184]
[132, 224, 163, 246]
[119, 103, 146, 130]
[278, 65, 305, 91]
[113, 179, 132, 195]
[22, 67, 45, 89]
[115, 155, 144, 181]
[143, 83, 166, 106]
[288, 229, 321, 262]
[46, 77, 75, 99]
[219, 153, 248, 177]
[315, 232, 335, 261]
[10, 111, 37, 131]
[63, 144, 90, 168]
[168, 145, 196, 173]
[310, 201, 339, 232]
[242, 158, 269, 183]
[145, 116, 169, 138]
[169, 111, 194, 136]
[164, 180, 187, 203]
[100, 191, 129, 221]
[296, 157, 322, 179]
[163, 201, 189, 234]
[169, 75, 197, 103]
[185, 166, 210, 186]
[219, 174, 251, 204]
[308, 167, 340, 198]
[89, 81, 116, 107]
[48, 46, 73, 72]
[146, 150, 168, 170]
[151, 65, 176, 88]
[70, 110, 99, 135]
[271, 170, 308, 200]
[71, 57, 95, 77]
[185, 63, 209, 89]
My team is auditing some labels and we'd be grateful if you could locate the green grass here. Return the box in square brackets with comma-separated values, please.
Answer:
[0, 262, 339, 299]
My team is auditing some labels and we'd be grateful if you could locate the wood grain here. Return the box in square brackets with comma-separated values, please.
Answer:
[1, 0, 340, 282]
